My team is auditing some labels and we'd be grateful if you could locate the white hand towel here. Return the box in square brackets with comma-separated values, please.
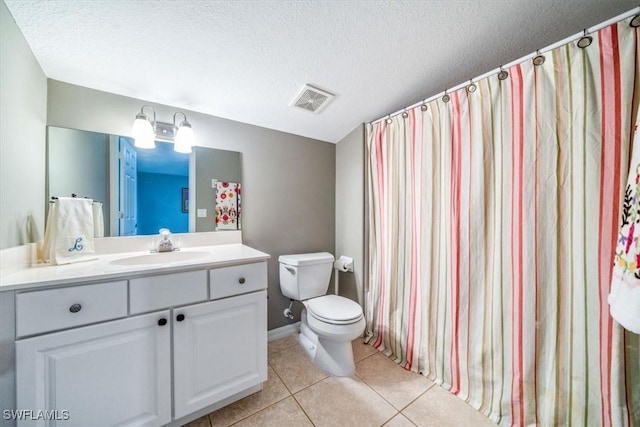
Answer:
[41, 202, 57, 263]
[609, 109, 640, 334]
[47, 197, 97, 265]
[92, 202, 104, 238]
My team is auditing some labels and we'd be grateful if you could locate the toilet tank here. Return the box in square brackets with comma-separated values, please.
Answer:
[279, 252, 334, 300]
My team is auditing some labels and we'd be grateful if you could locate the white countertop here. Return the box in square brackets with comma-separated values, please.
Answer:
[0, 244, 270, 292]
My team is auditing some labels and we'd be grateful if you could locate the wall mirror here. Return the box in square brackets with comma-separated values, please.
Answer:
[46, 126, 242, 236]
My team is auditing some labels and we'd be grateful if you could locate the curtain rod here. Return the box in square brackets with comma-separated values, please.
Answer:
[371, 7, 640, 126]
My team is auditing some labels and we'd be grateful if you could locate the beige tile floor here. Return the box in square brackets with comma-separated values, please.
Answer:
[186, 335, 496, 427]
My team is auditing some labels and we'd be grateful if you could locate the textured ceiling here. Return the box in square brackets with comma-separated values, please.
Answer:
[4, 0, 636, 143]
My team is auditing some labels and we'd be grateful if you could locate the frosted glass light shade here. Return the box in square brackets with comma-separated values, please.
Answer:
[174, 125, 194, 154]
[132, 117, 155, 149]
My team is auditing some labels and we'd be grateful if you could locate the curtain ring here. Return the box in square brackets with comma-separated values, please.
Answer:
[385, 115, 392, 124]
[533, 50, 545, 66]
[442, 91, 450, 103]
[497, 67, 509, 80]
[630, 14, 640, 28]
[420, 103, 428, 111]
[402, 110, 409, 118]
[577, 29, 592, 48]
[467, 79, 477, 93]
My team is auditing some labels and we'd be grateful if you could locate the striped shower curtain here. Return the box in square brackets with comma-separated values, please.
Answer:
[366, 18, 639, 426]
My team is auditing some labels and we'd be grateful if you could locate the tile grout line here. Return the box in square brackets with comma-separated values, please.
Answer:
[351, 370, 400, 425]
[397, 387, 434, 426]
[267, 359, 294, 397]
[267, 337, 332, 395]
[265, 338, 392, 426]
[268, 361, 329, 395]
[225, 396, 301, 427]
[210, 362, 292, 427]
[212, 338, 440, 427]
[291, 393, 318, 426]
[214, 338, 349, 427]
[353, 347, 380, 364]
[352, 352, 439, 421]
[268, 342, 317, 426]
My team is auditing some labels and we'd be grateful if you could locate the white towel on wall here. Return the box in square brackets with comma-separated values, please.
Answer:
[43, 197, 97, 265]
[92, 202, 104, 238]
[609, 108, 640, 334]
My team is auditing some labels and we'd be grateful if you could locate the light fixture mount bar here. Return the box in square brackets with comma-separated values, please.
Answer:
[154, 121, 176, 141]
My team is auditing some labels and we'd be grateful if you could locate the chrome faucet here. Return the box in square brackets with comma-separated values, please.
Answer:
[157, 228, 175, 252]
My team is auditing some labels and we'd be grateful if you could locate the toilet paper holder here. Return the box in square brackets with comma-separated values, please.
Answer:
[334, 255, 354, 273]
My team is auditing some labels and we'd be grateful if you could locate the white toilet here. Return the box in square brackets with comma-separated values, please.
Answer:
[279, 252, 365, 377]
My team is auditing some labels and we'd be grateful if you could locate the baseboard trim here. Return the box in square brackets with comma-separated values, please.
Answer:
[268, 322, 300, 342]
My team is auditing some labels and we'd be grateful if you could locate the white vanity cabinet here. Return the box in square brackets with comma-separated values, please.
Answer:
[173, 290, 267, 418]
[14, 259, 268, 427]
[16, 311, 172, 427]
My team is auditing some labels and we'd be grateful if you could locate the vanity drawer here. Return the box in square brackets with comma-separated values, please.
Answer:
[16, 281, 127, 338]
[209, 262, 267, 300]
[130, 270, 207, 314]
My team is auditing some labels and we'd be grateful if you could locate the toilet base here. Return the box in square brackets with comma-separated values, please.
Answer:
[298, 310, 362, 377]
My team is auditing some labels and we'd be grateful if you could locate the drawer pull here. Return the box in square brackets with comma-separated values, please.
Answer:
[238, 277, 246, 284]
[158, 318, 167, 326]
[69, 303, 82, 313]
[176, 314, 185, 322]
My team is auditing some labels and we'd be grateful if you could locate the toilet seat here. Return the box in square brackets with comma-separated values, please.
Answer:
[305, 295, 363, 325]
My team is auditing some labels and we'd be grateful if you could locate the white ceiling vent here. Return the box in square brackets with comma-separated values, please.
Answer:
[291, 84, 334, 113]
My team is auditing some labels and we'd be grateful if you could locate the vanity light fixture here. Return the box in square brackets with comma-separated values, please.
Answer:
[172, 112, 194, 154]
[132, 106, 156, 149]
[131, 106, 195, 153]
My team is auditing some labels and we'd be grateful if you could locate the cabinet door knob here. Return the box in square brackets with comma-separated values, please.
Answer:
[158, 318, 167, 326]
[69, 303, 82, 313]
[176, 314, 185, 322]
[238, 277, 246, 284]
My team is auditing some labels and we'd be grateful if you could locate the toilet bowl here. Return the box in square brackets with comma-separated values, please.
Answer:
[278, 253, 364, 376]
[300, 294, 365, 376]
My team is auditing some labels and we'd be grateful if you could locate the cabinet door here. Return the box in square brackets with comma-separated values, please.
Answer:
[173, 290, 267, 418]
[16, 311, 171, 427]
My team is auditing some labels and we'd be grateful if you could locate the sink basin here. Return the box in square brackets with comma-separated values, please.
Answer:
[110, 251, 210, 266]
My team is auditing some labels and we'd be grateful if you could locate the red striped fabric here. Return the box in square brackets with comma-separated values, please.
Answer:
[509, 64, 525, 427]
[365, 18, 638, 426]
[597, 23, 622, 427]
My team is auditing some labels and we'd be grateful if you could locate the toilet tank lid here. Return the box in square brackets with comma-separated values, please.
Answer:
[279, 252, 334, 266]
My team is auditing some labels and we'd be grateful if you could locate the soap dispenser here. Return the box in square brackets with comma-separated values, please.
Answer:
[158, 228, 174, 252]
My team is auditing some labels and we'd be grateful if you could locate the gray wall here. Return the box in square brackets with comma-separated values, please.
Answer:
[47, 127, 110, 235]
[0, 0, 47, 250]
[335, 125, 365, 306]
[47, 80, 335, 330]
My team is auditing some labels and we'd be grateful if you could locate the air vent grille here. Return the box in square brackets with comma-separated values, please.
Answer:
[291, 84, 334, 113]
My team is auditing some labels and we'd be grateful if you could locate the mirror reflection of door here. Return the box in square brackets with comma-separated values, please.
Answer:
[119, 137, 138, 236]
[117, 139, 190, 236]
